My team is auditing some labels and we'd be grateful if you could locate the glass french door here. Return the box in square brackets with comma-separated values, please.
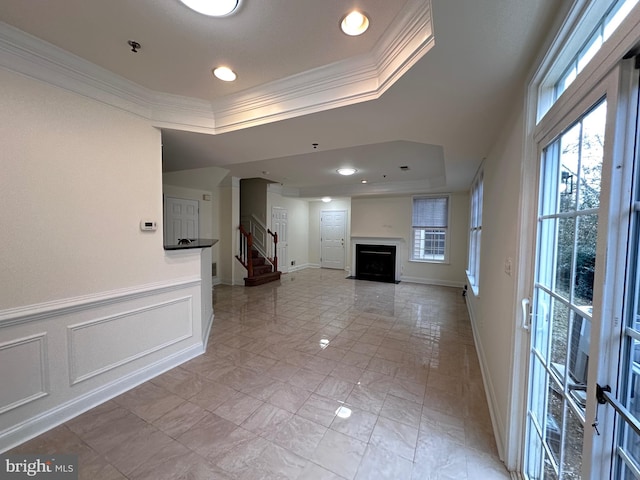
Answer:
[524, 61, 640, 479]
[610, 63, 640, 478]
[525, 97, 607, 479]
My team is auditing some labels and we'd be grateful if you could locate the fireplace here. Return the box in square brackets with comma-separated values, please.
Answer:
[350, 237, 403, 283]
[355, 244, 397, 283]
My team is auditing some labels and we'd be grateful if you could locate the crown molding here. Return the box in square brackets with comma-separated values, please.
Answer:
[211, 0, 434, 132]
[0, 0, 433, 134]
[288, 175, 447, 199]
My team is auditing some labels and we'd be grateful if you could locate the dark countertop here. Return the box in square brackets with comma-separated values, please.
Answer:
[164, 238, 218, 250]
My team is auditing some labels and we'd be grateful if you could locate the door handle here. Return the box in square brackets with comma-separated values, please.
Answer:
[521, 298, 531, 331]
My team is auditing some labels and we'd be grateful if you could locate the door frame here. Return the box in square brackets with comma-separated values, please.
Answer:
[320, 209, 347, 270]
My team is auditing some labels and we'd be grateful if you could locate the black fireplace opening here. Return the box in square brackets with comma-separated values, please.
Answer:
[355, 244, 396, 283]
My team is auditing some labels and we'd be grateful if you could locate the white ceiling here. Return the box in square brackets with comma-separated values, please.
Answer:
[0, 0, 565, 198]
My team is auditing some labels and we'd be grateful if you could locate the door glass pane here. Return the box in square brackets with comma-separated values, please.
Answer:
[560, 123, 580, 213]
[534, 290, 551, 357]
[568, 309, 590, 408]
[538, 218, 557, 289]
[621, 425, 640, 474]
[574, 215, 598, 306]
[563, 405, 584, 479]
[527, 423, 545, 479]
[546, 382, 564, 466]
[629, 335, 640, 419]
[530, 358, 549, 427]
[555, 218, 575, 298]
[579, 102, 605, 210]
[550, 298, 571, 381]
[545, 461, 560, 480]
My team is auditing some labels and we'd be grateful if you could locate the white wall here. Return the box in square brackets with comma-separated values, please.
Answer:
[351, 193, 469, 286]
[0, 71, 198, 308]
[267, 189, 310, 271]
[218, 175, 242, 285]
[0, 69, 208, 451]
[465, 105, 525, 460]
[241, 178, 268, 225]
[163, 166, 229, 278]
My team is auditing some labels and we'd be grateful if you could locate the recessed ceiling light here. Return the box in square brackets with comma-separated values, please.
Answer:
[179, 0, 240, 16]
[340, 11, 369, 36]
[361, 179, 368, 184]
[213, 66, 237, 81]
[337, 168, 357, 176]
[322, 197, 332, 203]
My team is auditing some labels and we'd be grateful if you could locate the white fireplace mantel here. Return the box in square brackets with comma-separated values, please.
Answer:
[350, 236, 405, 282]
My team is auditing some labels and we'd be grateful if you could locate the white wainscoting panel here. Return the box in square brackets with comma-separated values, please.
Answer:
[0, 334, 48, 415]
[0, 275, 209, 453]
[68, 297, 193, 385]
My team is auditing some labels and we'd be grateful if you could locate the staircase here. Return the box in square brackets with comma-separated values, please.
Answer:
[236, 224, 282, 287]
[246, 249, 281, 286]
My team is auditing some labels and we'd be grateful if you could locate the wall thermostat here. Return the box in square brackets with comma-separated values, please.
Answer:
[140, 220, 157, 231]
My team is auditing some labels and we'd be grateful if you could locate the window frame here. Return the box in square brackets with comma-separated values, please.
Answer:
[538, 0, 638, 122]
[410, 194, 451, 264]
[467, 171, 483, 294]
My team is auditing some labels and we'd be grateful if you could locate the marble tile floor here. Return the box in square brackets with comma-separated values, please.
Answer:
[9, 268, 510, 479]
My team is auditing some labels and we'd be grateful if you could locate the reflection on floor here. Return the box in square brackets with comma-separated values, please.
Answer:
[9, 268, 509, 479]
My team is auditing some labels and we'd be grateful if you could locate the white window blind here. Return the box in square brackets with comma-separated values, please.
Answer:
[412, 197, 448, 228]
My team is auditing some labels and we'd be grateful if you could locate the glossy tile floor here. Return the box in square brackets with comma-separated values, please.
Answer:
[9, 269, 510, 479]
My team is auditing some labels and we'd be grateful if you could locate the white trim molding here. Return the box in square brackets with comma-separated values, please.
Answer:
[0, 279, 206, 453]
[0, 0, 433, 135]
[0, 334, 49, 415]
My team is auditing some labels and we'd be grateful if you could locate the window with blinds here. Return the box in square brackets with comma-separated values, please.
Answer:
[411, 196, 449, 262]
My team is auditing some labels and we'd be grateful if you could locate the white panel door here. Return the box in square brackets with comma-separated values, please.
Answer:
[271, 207, 288, 273]
[164, 197, 199, 244]
[321, 210, 346, 269]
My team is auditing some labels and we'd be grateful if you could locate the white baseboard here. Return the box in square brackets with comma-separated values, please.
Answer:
[203, 312, 214, 350]
[399, 276, 465, 288]
[287, 263, 314, 273]
[0, 343, 202, 453]
[465, 296, 507, 462]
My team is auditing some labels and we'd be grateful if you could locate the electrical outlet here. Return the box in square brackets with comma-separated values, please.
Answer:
[505, 257, 512, 276]
[291, 260, 295, 266]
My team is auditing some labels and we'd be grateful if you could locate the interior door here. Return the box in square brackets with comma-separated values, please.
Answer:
[321, 210, 346, 269]
[163, 196, 199, 244]
[271, 206, 288, 273]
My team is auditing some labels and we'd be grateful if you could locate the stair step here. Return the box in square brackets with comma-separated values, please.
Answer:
[244, 271, 281, 287]
[251, 256, 266, 266]
[252, 264, 273, 275]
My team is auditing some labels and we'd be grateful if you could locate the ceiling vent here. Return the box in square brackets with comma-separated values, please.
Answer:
[400, 166, 410, 171]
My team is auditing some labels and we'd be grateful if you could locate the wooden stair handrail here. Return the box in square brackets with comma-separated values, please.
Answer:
[237, 225, 254, 278]
[267, 229, 278, 273]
